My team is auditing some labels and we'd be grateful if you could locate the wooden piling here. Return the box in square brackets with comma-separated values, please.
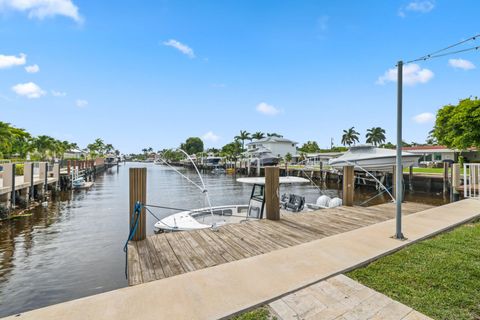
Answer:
[129, 167, 147, 241]
[408, 165, 413, 191]
[342, 165, 354, 206]
[67, 160, 71, 176]
[23, 162, 34, 200]
[3, 163, 15, 208]
[265, 166, 280, 220]
[452, 163, 460, 201]
[443, 162, 449, 194]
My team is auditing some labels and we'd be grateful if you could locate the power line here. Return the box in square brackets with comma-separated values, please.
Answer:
[406, 34, 480, 64]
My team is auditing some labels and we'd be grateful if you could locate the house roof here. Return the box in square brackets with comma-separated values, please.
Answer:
[402, 145, 450, 151]
[247, 137, 298, 145]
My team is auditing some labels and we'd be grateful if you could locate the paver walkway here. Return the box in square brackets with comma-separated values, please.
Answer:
[270, 275, 432, 320]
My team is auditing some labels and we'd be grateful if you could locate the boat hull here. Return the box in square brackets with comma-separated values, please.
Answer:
[329, 155, 420, 171]
[154, 205, 250, 232]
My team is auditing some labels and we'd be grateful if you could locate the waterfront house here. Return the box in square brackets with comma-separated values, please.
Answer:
[63, 148, 87, 159]
[246, 137, 298, 158]
[402, 145, 480, 165]
[293, 152, 344, 165]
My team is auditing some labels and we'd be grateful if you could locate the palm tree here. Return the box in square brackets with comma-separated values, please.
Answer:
[341, 127, 360, 147]
[34, 135, 56, 160]
[252, 132, 265, 140]
[234, 130, 251, 152]
[365, 127, 386, 146]
[267, 132, 283, 138]
[105, 143, 115, 155]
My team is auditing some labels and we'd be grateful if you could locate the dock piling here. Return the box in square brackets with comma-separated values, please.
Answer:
[342, 166, 354, 206]
[443, 162, 449, 194]
[452, 163, 460, 201]
[23, 162, 34, 201]
[3, 164, 15, 209]
[129, 167, 147, 241]
[265, 166, 280, 220]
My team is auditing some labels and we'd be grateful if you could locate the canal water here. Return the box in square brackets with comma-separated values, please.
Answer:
[0, 163, 449, 317]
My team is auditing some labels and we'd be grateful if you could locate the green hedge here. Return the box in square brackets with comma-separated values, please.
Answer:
[15, 164, 24, 176]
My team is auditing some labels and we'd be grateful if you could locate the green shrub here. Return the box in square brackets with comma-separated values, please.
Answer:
[15, 164, 24, 176]
[458, 155, 464, 166]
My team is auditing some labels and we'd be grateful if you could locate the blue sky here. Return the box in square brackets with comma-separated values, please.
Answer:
[1, 0, 479, 153]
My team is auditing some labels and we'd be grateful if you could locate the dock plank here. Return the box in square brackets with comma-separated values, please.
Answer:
[128, 202, 434, 285]
[150, 234, 184, 277]
[127, 242, 143, 286]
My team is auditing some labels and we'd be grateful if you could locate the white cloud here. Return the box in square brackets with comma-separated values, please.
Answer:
[448, 58, 475, 70]
[376, 63, 434, 86]
[202, 131, 220, 143]
[399, 0, 435, 17]
[51, 90, 66, 97]
[11, 82, 46, 98]
[163, 39, 195, 58]
[406, 0, 435, 12]
[0, 0, 83, 22]
[25, 64, 39, 73]
[0, 53, 26, 69]
[256, 102, 280, 116]
[413, 112, 435, 124]
[75, 99, 88, 107]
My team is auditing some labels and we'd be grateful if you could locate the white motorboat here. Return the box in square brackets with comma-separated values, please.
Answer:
[328, 145, 420, 171]
[72, 177, 86, 189]
[153, 176, 310, 233]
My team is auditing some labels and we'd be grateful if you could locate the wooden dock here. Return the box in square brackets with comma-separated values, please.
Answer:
[127, 201, 434, 286]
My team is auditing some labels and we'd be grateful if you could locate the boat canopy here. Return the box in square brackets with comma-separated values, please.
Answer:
[329, 145, 419, 164]
[236, 177, 310, 185]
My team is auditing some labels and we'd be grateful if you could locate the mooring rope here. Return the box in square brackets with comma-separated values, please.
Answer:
[123, 201, 142, 278]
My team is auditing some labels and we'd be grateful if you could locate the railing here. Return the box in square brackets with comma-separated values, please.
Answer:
[464, 163, 480, 199]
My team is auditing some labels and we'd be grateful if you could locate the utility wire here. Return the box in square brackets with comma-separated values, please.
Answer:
[406, 34, 480, 64]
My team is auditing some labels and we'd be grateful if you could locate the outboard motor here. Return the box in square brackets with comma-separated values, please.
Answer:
[316, 195, 331, 208]
[329, 197, 343, 208]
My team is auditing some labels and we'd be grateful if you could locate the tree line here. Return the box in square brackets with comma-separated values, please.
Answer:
[0, 121, 119, 161]
[136, 97, 480, 162]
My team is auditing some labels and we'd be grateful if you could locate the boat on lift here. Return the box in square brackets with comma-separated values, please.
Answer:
[153, 176, 310, 233]
[328, 144, 420, 171]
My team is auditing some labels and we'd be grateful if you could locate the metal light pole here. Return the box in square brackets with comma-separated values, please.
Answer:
[395, 60, 404, 239]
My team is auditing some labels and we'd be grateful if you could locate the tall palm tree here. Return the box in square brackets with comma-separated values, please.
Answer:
[365, 127, 386, 146]
[341, 127, 360, 147]
[234, 130, 251, 152]
[267, 132, 283, 138]
[252, 131, 265, 140]
[34, 135, 56, 160]
[105, 143, 115, 155]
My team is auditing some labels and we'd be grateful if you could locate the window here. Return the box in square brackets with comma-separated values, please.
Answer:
[434, 153, 442, 161]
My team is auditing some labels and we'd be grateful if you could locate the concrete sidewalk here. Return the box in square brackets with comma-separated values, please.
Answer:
[5, 199, 480, 320]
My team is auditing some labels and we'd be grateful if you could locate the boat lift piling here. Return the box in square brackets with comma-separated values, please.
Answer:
[265, 166, 280, 220]
[129, 167, 147, 241]
[342, 165, 354, 206]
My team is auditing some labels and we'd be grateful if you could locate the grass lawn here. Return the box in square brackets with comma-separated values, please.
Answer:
[403, 167, 470, 174]
[348, 221, 480, 320]
[231, 306, 276, 320]
[403, 167, 444, 174]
